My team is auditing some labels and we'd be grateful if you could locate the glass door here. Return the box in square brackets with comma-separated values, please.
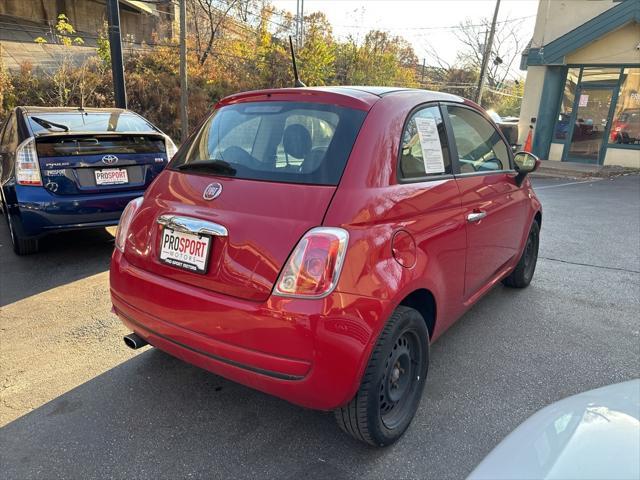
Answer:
[566, 86, 614, 163]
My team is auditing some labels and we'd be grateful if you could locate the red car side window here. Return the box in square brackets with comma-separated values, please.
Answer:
[399, 106, 451, 180]
[446, 105, 511, 174]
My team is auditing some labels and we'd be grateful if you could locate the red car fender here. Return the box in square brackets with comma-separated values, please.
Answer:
[336, 274, 443, 407]
[517, 179, 542, 253]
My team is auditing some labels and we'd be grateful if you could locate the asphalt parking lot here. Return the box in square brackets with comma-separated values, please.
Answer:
[1, 175, 639, 479]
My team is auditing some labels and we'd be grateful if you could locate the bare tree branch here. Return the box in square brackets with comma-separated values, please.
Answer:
[196, 0, 240, 65]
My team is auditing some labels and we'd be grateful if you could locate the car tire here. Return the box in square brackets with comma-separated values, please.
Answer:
[334, 306, 429, 447]
[4, 207, 39, 255]
[502, 220, 539, 289]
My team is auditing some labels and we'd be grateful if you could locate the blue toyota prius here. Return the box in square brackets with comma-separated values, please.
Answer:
[0, 107, 177, 254]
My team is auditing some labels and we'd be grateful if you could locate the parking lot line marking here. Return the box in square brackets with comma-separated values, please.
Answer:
[534, 179, 602, 190]
[539, 256, 640, 274]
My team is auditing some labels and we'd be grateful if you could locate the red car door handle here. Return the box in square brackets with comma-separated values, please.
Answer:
[467, 211, 487, 223]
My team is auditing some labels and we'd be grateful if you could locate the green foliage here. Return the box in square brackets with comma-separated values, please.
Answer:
[97, 24, 111, 67]
[34, 14, 84, 47]
[334, 31, 418, 87]
[298, 13, 335, 86]
[485, 81, 525, 117]
[0, 58, 14, 118]
[251, 7, 290, 89]
[2, 6, 526, 139]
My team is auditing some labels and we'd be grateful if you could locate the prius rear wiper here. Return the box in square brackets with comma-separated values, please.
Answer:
[30, 116, 69, 132]
[176, 159, 237, 176]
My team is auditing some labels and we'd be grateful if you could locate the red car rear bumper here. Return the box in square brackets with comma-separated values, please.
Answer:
[110, 250, 386, 410]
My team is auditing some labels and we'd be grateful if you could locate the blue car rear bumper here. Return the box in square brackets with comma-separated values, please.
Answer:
[3, 184, 144, 238]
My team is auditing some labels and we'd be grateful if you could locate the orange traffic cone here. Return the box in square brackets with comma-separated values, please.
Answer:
[523, 126, 533, 152]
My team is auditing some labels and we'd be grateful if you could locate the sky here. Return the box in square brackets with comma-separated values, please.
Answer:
[272, 0, 540, 78]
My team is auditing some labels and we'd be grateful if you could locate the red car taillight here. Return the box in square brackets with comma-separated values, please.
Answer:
[115, 196, 144, 253]
[274, 227, 349, 298]
[610, 123, 628, 142]
[15, 137, 42, 186]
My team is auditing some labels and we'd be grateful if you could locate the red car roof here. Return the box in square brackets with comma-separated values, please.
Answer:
[217, 86, 465, 112]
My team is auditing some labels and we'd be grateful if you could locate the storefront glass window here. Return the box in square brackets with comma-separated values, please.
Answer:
[553, 68, 580, 141]
[609, 68, 640, 146]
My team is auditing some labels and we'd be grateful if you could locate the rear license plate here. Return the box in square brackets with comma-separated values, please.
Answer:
[95, 168, 128, 185]
[159, 228, 211, 274]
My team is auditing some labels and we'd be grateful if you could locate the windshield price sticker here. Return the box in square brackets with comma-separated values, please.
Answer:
[414, 117, 446, 174]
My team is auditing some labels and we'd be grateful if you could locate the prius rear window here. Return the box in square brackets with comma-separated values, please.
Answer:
[171, 101, 366, 185]
[27, 112, 156, 134]
[36, 135, 166, 157]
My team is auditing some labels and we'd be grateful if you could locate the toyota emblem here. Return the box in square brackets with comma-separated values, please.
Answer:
[102, 154, 119, 165]
[203, 182, 223, 201]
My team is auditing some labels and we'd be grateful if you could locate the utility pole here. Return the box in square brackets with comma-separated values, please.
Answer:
[295, 0, 299, 48]
[421, 58, 426, 86]
[299, 0, 304, 47]
[475, 0, 501, 105]
[179, 0, 188, 143]
[106, 0, 127, 108]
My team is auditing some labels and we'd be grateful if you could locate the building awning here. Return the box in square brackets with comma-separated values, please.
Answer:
[119, 0, 157, 16]
[526, 0, 639, 67]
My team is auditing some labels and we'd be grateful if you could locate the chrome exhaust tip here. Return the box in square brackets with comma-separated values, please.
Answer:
[124, 333, 148, 350]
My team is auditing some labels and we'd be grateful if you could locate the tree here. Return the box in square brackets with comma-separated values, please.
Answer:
[253, 6, 291, 88]
[427, 66, 477, 99]
[4, 3, 449, 136]
[453, 16, 525, 91]
[423, 16, 526, 113]
[0, 55, 15, 117]
[334, 30, 418, 87]
[189, 0, 240, 65]
[33, 14, 105, 107]
[298, 13, 335, 86]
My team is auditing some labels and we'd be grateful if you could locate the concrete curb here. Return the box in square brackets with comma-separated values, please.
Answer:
[531, 160, 640, 179]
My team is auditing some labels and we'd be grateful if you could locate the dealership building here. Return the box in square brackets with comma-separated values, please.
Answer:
[519, 0, 639, 167]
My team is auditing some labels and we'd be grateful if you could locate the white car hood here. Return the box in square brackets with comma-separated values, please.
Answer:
[468, 380, 640, 480]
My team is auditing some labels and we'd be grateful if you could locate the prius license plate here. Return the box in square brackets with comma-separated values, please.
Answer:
[95, 168, 128, 185]
[159, 228, 211, 274]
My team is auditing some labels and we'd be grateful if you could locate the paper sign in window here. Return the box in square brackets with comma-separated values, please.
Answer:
[414, 117, 445, 174]
[579, 94, 589, 107]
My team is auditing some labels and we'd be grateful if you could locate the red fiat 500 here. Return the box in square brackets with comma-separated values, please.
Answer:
[110, 87, 542, 446]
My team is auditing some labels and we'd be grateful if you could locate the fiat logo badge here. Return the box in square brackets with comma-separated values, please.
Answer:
[203, 182, 223, 201]
[102, 154, 119, 165]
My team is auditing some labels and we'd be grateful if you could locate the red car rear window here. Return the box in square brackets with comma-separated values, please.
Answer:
[170, 101, 366, 186]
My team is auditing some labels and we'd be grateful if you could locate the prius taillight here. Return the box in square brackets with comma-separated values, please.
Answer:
[274, 227, 349, 298]
[165, 136, 178, 160]
[15, 138, 42, 186]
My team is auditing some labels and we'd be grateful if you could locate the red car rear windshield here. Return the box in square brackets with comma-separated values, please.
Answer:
[170, 101, 366, 186]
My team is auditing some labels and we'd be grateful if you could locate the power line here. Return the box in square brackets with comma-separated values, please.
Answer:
[485, 87, 523, 98]
[331, 15, 534, 31]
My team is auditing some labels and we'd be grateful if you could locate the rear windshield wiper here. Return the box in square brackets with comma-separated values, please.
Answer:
[176, 159, 237, 176]
[30, 116, 69, 132]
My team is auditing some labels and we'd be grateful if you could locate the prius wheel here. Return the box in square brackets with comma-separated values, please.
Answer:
[4, 208, 39, 255]
[334, 306, 429, 447]
[503, 220, 539, 288]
